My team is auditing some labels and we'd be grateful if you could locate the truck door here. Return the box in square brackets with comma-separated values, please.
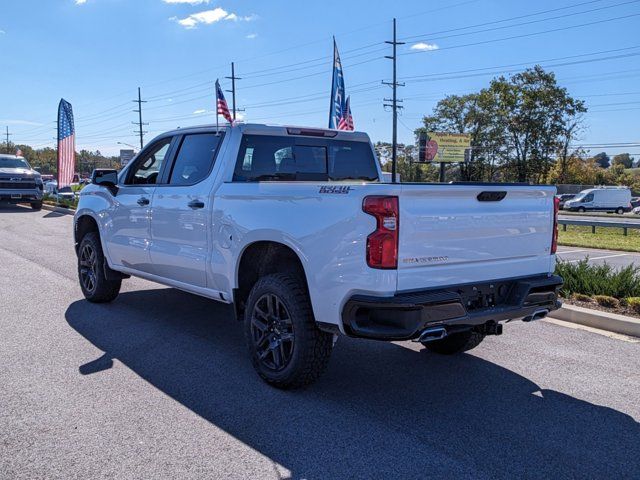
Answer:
[149, 133, 223, 288]
[103, 137, 174, 273]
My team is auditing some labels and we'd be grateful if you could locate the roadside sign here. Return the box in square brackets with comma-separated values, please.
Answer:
[418, 132, 471, 163]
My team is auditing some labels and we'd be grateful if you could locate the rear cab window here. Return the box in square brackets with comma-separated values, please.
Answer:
[233, 134, 379, 182]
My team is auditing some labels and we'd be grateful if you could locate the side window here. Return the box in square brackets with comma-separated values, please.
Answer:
[583, 193, 594, 202]
[234, 135, 295, 181]
[125, 138, 172, 185]
[169, 134, 223, 186]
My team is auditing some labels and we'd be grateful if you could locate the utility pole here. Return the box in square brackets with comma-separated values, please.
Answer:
[132, 87, 148, 149]
[383, 18, 404, 183]
[4, 126, 12, 153]
[225, 62, 241, 120]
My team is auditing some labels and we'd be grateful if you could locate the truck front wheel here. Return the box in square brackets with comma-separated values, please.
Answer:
[77, 232, 121, 303]
[244, 273, 333, 389]
[422, 330, 485, 355]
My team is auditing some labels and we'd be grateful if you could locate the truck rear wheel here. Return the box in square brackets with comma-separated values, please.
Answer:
[77, 232, 121, 303]
[244, 273, 333, 389]
[422, 330, 485, 355]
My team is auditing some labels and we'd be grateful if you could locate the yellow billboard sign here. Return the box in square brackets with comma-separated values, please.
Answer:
[423, 132, 471, 163]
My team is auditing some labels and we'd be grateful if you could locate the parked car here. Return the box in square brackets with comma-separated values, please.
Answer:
[632, 206, 640, 215]
[563, 187, 632, 214]
[555, 193, 576, 210]
[45, 180, 79, 200]
[73, 123, 562, 388]
[631, 197, 640, 208]
[0, 154, 44, 210]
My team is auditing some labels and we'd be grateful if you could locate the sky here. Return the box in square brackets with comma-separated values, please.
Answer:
[0, 0, 639, 157]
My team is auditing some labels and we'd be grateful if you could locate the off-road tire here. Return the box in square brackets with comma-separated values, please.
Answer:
[77, 231, 121, 303]
[31, 201, 43, 211]
[423, 330, 486, 355]
[244, 273, 333, 389]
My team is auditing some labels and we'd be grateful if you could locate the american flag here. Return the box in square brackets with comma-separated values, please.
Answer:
[337, 96, 354, 131]
[216, 80, 233, 124]
[57, 99, 75, 188]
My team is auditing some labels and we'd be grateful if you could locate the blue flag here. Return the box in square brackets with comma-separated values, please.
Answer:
[328, 38, 346, 129]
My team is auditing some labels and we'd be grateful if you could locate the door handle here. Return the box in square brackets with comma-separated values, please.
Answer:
[188, 200, 205, 209]
[137, 197, 150, 206]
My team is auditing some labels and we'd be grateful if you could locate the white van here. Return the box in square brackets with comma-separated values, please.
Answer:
[564, 187, 632, 214]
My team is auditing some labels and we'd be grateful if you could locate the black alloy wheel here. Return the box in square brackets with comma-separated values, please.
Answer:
[79, 242, 98, 295]
[250, 293, 295, 371]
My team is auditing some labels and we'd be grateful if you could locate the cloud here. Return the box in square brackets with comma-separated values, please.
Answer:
[75, 0, 87, 4]
[0, 30, 5, 34]
[163, 0, 209, 4]
[410, 42, 439, 51]
[246, 33, 257, 39]
[171, 8, 256, 28]
[193, 109, 207, 114]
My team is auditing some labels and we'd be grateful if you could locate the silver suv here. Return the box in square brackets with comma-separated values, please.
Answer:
[0, 154, 44, 210]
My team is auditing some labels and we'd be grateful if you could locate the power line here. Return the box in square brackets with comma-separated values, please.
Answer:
[402, 0, 638, 44]
[401, 12, 640, 56]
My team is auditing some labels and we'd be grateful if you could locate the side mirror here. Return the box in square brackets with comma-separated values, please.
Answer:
[91, 169, 119, 195]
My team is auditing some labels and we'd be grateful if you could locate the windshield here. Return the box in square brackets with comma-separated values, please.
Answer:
[0, 157, 31, 169]
[571, 192, 586, 202]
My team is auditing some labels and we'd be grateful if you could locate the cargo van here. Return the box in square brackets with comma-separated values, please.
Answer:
[564, 187, 632, 214]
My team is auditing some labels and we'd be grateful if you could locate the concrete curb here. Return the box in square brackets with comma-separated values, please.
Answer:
[42, 203, 75, 215]
[549, 304, 640, 338]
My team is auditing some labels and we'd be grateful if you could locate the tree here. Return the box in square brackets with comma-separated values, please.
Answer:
[612, 153, 634, 169]
[416, 66, 586, 183]
[593, 152, 610, 169]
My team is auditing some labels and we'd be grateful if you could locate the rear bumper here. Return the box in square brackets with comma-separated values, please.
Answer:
[342, 274, 563, 340]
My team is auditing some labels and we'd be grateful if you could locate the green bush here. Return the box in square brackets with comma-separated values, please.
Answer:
[593, 295, 620, 309]
[625, 297, 640, 314]
[555, 259, 640, 299]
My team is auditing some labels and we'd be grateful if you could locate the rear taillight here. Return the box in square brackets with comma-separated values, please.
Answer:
[551, 196, 560, 254]
[363, 196, 399, 269]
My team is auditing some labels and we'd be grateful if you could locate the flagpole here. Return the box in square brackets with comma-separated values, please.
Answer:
[56, 100, 61, 207]
[215, 79, 220, 135]
[329, 37, 336, 129]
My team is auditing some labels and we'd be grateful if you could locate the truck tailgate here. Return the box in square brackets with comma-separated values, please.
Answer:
[397, 184, 556, 292]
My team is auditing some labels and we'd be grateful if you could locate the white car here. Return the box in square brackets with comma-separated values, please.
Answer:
[73, 123, 562, 388]
[633, 206, 640, 215]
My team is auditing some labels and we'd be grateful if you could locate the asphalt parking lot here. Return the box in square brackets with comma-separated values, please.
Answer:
[557, 246, 640, 269]
[1, 205, 639, 479]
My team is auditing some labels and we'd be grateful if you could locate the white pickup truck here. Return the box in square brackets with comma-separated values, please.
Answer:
[74, 124, 562, 388]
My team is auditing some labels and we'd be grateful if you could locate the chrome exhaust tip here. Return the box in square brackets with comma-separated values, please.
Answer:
[415, 326, 448, 343]
[523, 308, 550, 322]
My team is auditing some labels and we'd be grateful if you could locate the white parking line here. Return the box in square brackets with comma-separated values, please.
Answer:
[566, 253, 630, 263]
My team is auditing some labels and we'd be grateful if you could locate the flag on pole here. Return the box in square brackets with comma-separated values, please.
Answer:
[337, 96, 354, 131]
[216, 80, 233, 124]
[57, 99, 75, 188]
[328, 37, 346, 129]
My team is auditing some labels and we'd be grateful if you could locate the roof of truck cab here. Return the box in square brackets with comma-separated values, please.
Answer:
[160, 123, 371, 142]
